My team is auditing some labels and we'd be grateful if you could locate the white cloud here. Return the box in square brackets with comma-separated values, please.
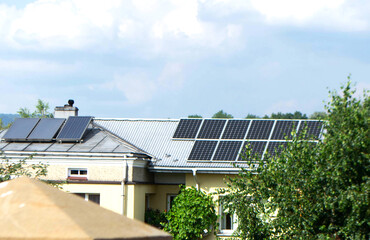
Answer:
[250, 0, 369, 31]
[0, 0, 368, 54]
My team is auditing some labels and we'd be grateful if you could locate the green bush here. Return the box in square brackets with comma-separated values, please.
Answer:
[163, 186, 218, 240]
[145, 208, 167, 229]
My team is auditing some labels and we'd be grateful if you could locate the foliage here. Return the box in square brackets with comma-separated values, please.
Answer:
[163, 186, 218, 240]
[0, 152, 48, 182]
[212, 110, 233, 119]
[188, 114, 203, 118]
[245, 113, 260, 119]
[310, 111, 328, 119]
[220, 80, 369, 239]
[270, 111, 308, 119]
[145, 208, 167, 229]
[0, 114, 18, 127]
[18, 99, 53, 118]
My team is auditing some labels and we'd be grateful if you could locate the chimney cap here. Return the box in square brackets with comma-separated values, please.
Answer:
[68, 99, 74, 107]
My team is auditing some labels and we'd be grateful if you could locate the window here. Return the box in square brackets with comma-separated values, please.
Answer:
[74, 193, 100, 205]
[219, 196, 237, 235]
[167, 194, 178, 211]
[68, 168, 88, 180]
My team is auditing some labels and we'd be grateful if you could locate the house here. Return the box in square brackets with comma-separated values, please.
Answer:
[0, 101, 323, 239]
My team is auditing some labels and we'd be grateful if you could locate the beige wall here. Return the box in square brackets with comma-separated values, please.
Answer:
[62, 182, 123, 214]
[45, 164, 125, 181]
[125, 184, 180, 221]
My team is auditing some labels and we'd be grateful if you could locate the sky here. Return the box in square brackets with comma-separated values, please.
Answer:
[0, 0, 369, 119]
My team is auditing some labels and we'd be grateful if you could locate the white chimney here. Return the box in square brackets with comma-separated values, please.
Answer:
[54, 99, 79, 118]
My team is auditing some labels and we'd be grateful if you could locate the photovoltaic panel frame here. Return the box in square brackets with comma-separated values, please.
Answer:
[221, 120, 250, 139]
[212, 141, 242, 161]
[271, 120, 299, 140]
[246, 120, 274, 139]
[238, 141, 267, 161]
[197, 119, 226, 139]
[3, 118, 40, 141]
[27, 118, 65, 141]
[188, 140, 217, 160]
[173, 119, 202, 139]
[56, 116, 92, 142]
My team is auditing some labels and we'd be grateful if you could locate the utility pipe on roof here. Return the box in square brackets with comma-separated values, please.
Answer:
[192, 169, 199, 190]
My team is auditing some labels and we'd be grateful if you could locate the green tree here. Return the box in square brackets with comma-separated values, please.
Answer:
[163, 186, 218, 240]
[245, 114, 260, 119]
[310, 111, 328, 119]
[212, 110, 233, 119]
[18, 99, 53, 118]
[269, 111, 308, 119]
[220, 80, 369, 239]
[188, 114, 202, 118]
[0, 153, 48, 182]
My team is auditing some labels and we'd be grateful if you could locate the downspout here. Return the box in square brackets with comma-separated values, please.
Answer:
[121, 160, 128, 215]
[192, 169, 199, 190]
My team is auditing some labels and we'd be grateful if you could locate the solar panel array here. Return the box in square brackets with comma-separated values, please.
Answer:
[2, 116, 92, 143]
[173, 118, 323, 162]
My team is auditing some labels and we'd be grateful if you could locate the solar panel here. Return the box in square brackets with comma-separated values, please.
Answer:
[246, 120, 274, 139]
[266, 141, 287, 157]
[3, 118, 40, 141]
[213, 141, 242, 161]
[271, 120, 299, 140]
[221, 120, 250, 139]
[197, 119, 226, 139]
[56, 116, 92, 142]
[238, 141, 267, 160]
[297, 121, 323, 139]
[173, 119, 202, 139]
[27, 118, 65, 141]
[188, 140, 217, 160]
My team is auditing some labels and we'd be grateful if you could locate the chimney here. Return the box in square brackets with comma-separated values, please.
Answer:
[54, 99, 79, 118]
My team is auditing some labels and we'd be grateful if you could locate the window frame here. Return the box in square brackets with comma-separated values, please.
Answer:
[67, 168, 88, 180]
[166, 194, 178, 211]
[218, 195, 237, 236]
[74, 193, 100, 205]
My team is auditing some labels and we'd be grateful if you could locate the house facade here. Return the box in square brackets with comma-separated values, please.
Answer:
[0, 103, 323, 239]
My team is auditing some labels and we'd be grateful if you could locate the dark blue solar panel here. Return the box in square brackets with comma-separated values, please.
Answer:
[266, 141, 287, 157]
[27, 118, 65, 141]
[197, 119, 226, 139]
[238, 141, 267, 160]
[221, 120, 250, 139]
[297, 121, 323, 139]
[271, 120, 299, 140]
[173, 119, 202, 138]
[188, 140, 217, 160]
[246, 120, 274, 139]
[56, 116, 92, 142]
[3, 118, 40, 141]
[213, 141, 242, 161]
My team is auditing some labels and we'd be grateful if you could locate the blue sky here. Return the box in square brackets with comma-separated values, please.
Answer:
[0, 0, 369, 118]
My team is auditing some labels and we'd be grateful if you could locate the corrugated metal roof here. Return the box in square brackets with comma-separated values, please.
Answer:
[94, 119, 241, 169]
